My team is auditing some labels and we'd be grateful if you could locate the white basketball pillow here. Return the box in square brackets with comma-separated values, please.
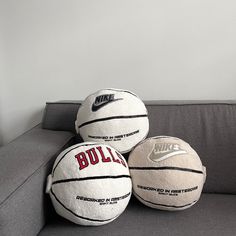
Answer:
[75, 88, 149, 153]
[46, 142, 132, 226]
[128, 136, 206, 211]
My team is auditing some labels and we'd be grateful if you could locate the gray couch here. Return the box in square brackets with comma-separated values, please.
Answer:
[1, 101, 236, 236]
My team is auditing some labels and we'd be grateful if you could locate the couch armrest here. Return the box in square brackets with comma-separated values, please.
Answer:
[0, 125, 74, 236]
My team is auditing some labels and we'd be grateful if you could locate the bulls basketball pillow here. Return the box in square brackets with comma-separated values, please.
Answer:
[128, 136, 206, 211]
[75, 88, 149, 153]
[46, 142, 132, 226]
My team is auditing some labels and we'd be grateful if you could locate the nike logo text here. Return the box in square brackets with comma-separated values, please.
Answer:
[149, 143, 187, 162]
[92, 94, 123, 112]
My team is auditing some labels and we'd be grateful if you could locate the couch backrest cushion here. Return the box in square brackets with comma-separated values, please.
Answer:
[42, 100, 236, 194]
[42, 101, 81, 133]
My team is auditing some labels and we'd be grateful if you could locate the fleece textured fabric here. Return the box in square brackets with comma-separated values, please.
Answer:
[47, 142, 132, 226]
[128, 136, 206, 211]
[75, 89, 149, 153]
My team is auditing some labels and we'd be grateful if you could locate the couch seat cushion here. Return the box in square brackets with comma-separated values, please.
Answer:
[39, 193, 236, 236]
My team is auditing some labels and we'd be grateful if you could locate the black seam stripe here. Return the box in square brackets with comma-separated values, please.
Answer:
[134, 191, 197, 208]
[129, 166, 203, 174]
[52, 143, 98, 176]
[105, 89, 138, 97]
[78, 114, 148, 128]
[52, 175, 131, 185]
[50, 188, 119, 222]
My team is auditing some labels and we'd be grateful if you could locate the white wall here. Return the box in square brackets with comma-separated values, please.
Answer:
[1, 0, 236, 145]
[0, 0, 5, 145]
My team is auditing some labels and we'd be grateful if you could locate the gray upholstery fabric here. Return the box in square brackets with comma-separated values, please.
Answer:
[38, 193, 236, 236]
[42, 101, 236, 194]
[0, 126, 74, 236]
[42, 102, 81, 132]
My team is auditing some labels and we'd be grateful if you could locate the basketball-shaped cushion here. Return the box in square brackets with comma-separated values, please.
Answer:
[75, 88, 149, 153]
[128, 136, 206, 211]
[46, 142, 132, 226]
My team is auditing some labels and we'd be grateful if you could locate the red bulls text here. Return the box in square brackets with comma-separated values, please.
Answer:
[75, 146, 127, 170]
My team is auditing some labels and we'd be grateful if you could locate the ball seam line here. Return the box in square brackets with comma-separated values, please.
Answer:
[52, 143, 98, 176]
[129, 166, 203, 174]
[78, 114, 148, 128]
[133, 191, 197, 208]
[52, 175, 131, 185]
[50, 188, 127, 222]
[104, 88, 138, 97]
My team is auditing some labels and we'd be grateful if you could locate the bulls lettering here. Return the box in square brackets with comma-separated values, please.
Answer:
[75, 152, 89, 170]
[75, 146, 127, 170]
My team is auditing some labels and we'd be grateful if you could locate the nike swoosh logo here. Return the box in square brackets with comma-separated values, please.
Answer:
[149, 149, 187, 162]
[92, 98, 123, 112]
